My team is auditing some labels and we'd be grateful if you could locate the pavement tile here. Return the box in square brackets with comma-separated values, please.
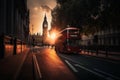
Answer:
[0, 48, 30, 80]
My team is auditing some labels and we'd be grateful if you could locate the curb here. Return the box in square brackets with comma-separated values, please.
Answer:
[80, 53, 120, 63]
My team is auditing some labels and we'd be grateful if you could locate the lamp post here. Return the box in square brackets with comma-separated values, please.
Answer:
[31, 25, 35, 47]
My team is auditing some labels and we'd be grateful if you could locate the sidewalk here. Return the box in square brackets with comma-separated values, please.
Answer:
[80, 50, 120, 61]
[0, 48, 30, 80]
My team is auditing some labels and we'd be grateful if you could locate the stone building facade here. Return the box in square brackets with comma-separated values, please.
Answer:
[0, 0, 29, 58]
[0, 0, 29, 42]
[94, 26, 120, 46]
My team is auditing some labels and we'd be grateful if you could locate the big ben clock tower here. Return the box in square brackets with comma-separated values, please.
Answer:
[42, 14, 48, 44]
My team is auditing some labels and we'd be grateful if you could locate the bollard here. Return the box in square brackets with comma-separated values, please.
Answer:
[13, 37, 17, 55]
[21, 41, 22, 54]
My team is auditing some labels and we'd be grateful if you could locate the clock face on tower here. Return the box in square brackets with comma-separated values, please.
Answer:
[44, 24, 47, 27]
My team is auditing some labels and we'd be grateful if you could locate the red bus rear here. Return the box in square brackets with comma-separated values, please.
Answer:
[55, 27, 81, 53]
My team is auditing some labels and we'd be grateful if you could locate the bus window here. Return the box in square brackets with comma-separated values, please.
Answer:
[68, 39, 80, 47]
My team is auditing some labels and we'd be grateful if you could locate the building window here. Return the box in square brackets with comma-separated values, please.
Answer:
[110, 38, 113, 46]
[116, 38, 119, 46]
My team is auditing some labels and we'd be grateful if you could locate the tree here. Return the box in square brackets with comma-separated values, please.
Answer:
[52, 0, 120, 34]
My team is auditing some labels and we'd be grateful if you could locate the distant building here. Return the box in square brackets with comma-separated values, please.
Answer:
[0, 0, 30, 42]
[30, 34, 42, 46]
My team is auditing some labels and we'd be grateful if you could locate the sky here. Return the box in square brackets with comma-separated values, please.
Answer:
[27, 0, 57, 35]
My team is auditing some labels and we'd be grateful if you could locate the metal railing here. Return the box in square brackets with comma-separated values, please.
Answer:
[80, 45, 120, 59]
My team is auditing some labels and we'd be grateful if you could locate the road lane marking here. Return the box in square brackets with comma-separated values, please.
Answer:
[65, 60, 78, 72]
[94, 68, 120, 80]
[75, 64, 110, 78]
[58, 53, 118, 80]
[33, 54, 42, 79]
[59, 54, 84, 65]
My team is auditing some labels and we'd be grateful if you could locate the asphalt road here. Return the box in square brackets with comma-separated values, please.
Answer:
[17, 46, 120, 80]
[35, 47, 77, 80]
[57, 50, 120, 80]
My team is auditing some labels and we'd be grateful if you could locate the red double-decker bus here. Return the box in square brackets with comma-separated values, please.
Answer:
[55, 27, 81, 53]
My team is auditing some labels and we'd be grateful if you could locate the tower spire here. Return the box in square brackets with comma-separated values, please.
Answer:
[43, 13, 48, 28]
[44, 13, 47, 20]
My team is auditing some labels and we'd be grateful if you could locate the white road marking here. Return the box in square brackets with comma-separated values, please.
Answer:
[75, 64, 105, 78]
[94, 68, 120, 80]
[65, 60, 78, 72]
[33, 54, 42, 79]
[75, 64, 115, 80]
[59, 53, 119, 80]
[59, 54, 84, 65]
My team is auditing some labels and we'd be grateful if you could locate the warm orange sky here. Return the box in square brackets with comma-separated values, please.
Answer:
[27, 0, 57, 35]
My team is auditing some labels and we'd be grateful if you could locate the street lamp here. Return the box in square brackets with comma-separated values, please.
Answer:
[50, 32, 56, 40]
[49, 31, 57, 45]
